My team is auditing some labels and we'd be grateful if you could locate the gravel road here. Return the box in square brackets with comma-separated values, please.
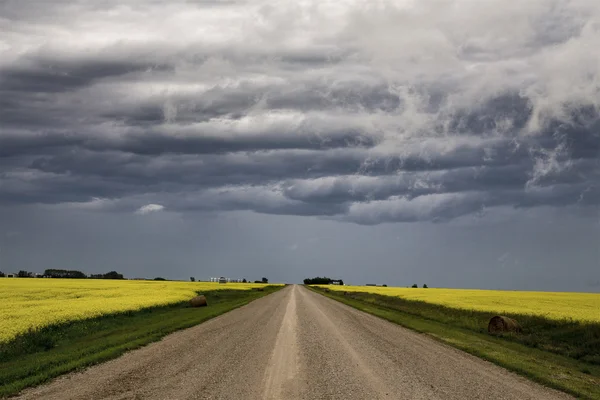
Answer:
[16, 285, 572, 400]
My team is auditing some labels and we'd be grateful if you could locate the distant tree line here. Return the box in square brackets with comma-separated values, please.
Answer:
[9, 270, 38, 278]
[44, 269, 87, 279]
[90, 271, 124, 280]
[254, 277, 268, 284]
[303, 277, 343, 285]
[0, 270, 45, 278]
[0, 269, 125, 279]
[46, 269, 125, 280]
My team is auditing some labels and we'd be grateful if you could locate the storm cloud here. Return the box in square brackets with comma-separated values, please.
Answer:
[1, 0, 600, 225]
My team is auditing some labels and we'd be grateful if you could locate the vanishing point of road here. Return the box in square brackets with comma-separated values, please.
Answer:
[17, 285, 572, 400]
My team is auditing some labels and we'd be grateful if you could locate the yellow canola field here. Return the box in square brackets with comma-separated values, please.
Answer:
[316, 285, 600, 323]
[0, 279, 274, 343]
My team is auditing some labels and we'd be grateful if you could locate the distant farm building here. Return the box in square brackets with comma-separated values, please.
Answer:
[331, 280, 343, 285]
[210, 277, 244, 283]
[6, 273, 16, 278]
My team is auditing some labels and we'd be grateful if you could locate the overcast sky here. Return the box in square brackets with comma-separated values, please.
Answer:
[1, 0, 599, 291]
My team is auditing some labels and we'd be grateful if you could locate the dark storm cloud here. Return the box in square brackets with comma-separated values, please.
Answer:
[1, 0, 599, 224]
[0, 125, 378, 158]
[0, 57, 172, 93]
[27, 149, 367, 186]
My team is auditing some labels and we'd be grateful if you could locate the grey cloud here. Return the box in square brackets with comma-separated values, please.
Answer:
[0, 57, 172, 93]
[92, 129, 376, 155]
[0, 0, 599, 225]
[0, 120, 378, 158]
[27, 149, 367, 186]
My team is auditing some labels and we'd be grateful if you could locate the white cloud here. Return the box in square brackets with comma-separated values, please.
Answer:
[135, 204, 165, 215]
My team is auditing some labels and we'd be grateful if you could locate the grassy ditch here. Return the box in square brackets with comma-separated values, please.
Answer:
[0, 286, 282, 398]
[309, 286, 600, 400]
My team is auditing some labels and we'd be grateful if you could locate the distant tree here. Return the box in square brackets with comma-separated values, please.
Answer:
[411, 284, 418, 288]
[382, 284, 387, 287]
[423, 284, 428, 288]
[154, 277, 166, 281]
[242, 278, 247, 283]
[18, 270, 32, 278]
[190, 277, 195, 282]
[261, 277, 268, 283]
[44, 269, 86, 279]
[103, 271, 124, 280]
[0, 271, 5, 277]
[254, 280, 262, 283]
[303, 277, 343, 285]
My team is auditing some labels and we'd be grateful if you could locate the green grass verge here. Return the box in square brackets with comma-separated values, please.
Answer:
[321, 289, 600, 365]
[308, 286, 600, 400]
[0, 286, 283, 398]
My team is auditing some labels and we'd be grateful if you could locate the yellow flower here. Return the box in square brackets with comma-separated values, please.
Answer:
[318, 285, 600, 322]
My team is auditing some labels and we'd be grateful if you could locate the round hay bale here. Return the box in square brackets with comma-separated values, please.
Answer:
[488, 315, 521, 334]
[189, 295, 207, 307]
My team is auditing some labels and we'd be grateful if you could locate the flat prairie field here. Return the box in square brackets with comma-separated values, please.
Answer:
[0, 279, 274, 342]
[315, 285, 600, 323]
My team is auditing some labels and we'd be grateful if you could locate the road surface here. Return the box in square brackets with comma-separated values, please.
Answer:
[17, 285, 572, 400]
